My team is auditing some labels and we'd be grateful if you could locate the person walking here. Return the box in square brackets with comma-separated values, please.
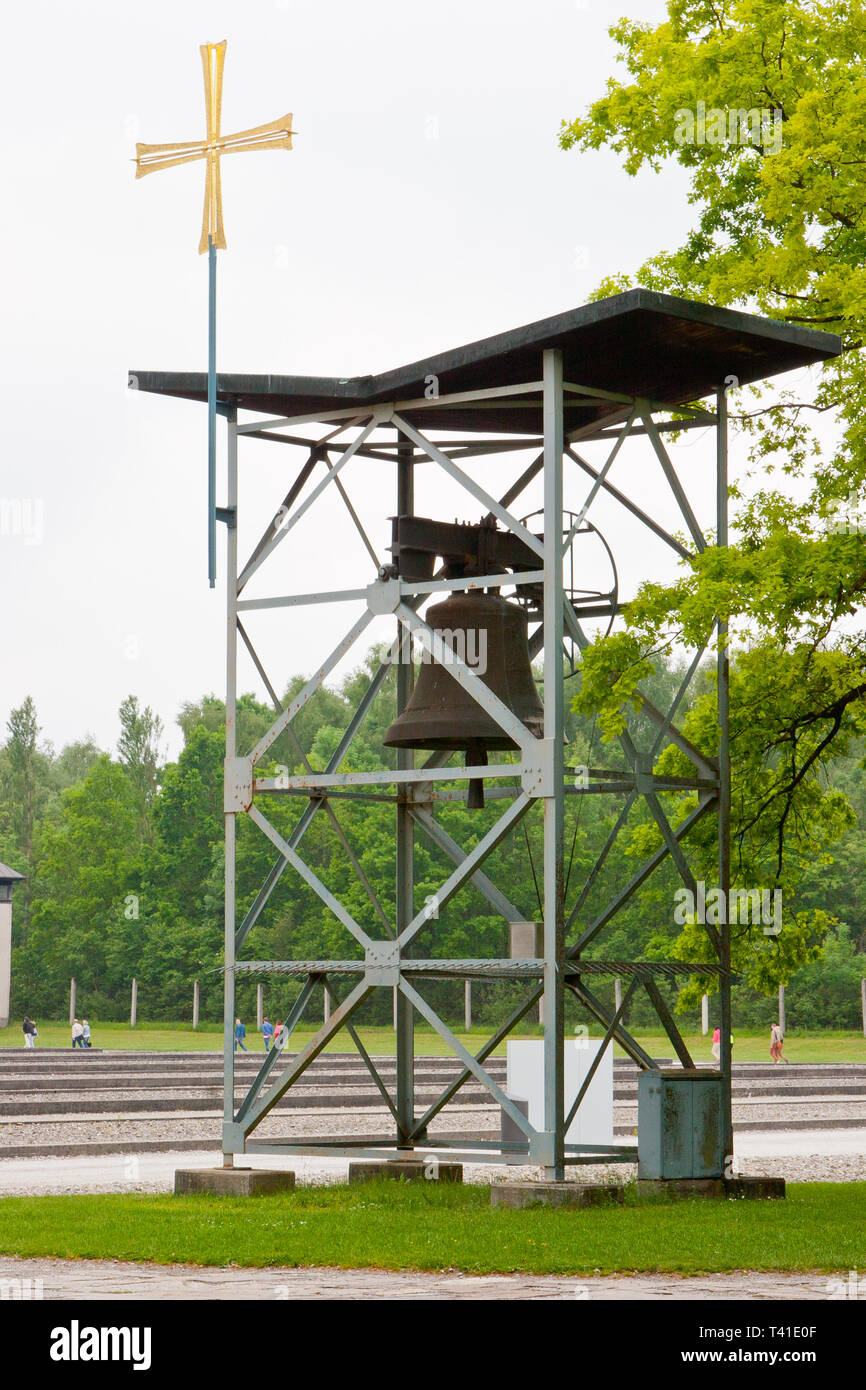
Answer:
[711, 1025, 721, 1062]
[81, 1019, 92, 1049]
[22, 1017, 37, 1049]
[234, 1017, 247, 1052]
[770, 1020, 788, 1063]
[262, 1017, 274, 1051]
[273, 1020, 283, 1050]
[71, 1018, 84, 1049]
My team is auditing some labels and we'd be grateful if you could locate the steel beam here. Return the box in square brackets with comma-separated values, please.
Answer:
[398, 978, 536, 1139]
[641, 409, 706, 552]
[542, 348, 566, 1180]
[408, 805, 523, 924]
[564, 977, 638, 1133]
[239, 416, 376, 588]
[234, 974, 319, 1126]
[395, 434, 415, 1148]
[717, 386, 734, 1165]
[392, 413, 545, 560]
[567, 446, 691, 559]
[570, 798, 716, 951]
[222, 406, 238, 1165]
[241, 978, 373, 1133]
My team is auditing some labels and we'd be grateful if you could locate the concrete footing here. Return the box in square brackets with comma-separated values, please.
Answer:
[637, 1175, 786, 1200]
[724, 1175, 786, 1200]
[348, 1159, 463, 1184]
[174, 1167, 295, 1196]
[490, 1182, 624, 1210]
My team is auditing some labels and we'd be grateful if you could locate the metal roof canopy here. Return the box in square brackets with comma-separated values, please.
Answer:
[132, 288, 841, 435]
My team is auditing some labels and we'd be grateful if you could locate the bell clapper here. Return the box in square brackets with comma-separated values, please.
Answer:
[466, 742, 488, 810]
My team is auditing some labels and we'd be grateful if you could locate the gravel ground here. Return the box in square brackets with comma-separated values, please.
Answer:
[6, 1099, 866, 1149]
[1, 1147, 865, 1196]
[0, 1105, 501, 1151]
[1, 1121, 865, 1191]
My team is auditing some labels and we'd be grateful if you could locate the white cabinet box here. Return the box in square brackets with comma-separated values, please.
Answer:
[506, 1039, 613, 1147]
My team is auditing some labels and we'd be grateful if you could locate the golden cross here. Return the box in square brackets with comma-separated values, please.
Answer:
[135, 40, 293, 253]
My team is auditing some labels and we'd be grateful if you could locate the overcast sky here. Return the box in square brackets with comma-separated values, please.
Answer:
[1, 0, 824, 761]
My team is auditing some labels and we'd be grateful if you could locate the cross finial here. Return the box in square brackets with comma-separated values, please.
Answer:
[135, 40, 294, 252]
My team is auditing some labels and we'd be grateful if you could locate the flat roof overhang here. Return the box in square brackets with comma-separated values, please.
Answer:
[131, 288, 842, 436]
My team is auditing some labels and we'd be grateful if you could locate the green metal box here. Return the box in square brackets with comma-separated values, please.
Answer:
[637, 1070, 725, 1179]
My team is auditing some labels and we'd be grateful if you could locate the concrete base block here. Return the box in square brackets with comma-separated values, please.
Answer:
[638, 1176, 786, 1201]
[725, 1175, 786, 1200]
[638, 1178, 725, 1200]
[348, 1159, 463, 1184]
[174, 1167, 295, 1196]
[490, 1182, 624, 1210]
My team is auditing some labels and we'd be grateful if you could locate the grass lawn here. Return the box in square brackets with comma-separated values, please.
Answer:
[0, 1181, 862, 1275]
[1, 1020, 864, 1062]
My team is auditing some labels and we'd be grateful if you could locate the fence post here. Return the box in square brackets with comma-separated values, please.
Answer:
[701, 993, 709, 1036]
[130, 977, 137, 1029]
[778, 983, 785, 1035]
[464, 980, 472, 1031]
[256, 982, 263, 1030]
[193, 980, 200, 1030]
[69, 978, 76, 1027]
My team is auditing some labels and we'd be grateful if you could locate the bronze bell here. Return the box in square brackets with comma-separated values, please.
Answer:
[384, 592, 544, 807]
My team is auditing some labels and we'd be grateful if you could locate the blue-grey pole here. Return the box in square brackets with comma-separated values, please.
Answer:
[208, 236, 217, 589]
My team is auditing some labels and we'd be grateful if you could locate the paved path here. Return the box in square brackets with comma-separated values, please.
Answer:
[0, 1254, 840, 1300]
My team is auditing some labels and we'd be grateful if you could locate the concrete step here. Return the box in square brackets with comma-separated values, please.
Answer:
[3, 1075, 860, 1100]
[0, 1056, 508, 1074]
[0, 1068, 507, 1093]
[2, 1051, 863, 1077]
[0, 1051, 506, 1061]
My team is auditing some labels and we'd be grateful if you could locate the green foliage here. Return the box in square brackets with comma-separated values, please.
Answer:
[19, 756, 144, 1017]
[0, 648, 862, 1029]
[560, 0, 866, 1009]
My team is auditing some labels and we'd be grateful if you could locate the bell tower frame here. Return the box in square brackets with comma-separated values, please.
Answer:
[219, 348, 730, 1182]
[134, 292, 840, 1181]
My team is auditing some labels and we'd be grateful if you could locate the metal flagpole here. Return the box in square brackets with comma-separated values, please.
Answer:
[208, 235, 217, 588]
